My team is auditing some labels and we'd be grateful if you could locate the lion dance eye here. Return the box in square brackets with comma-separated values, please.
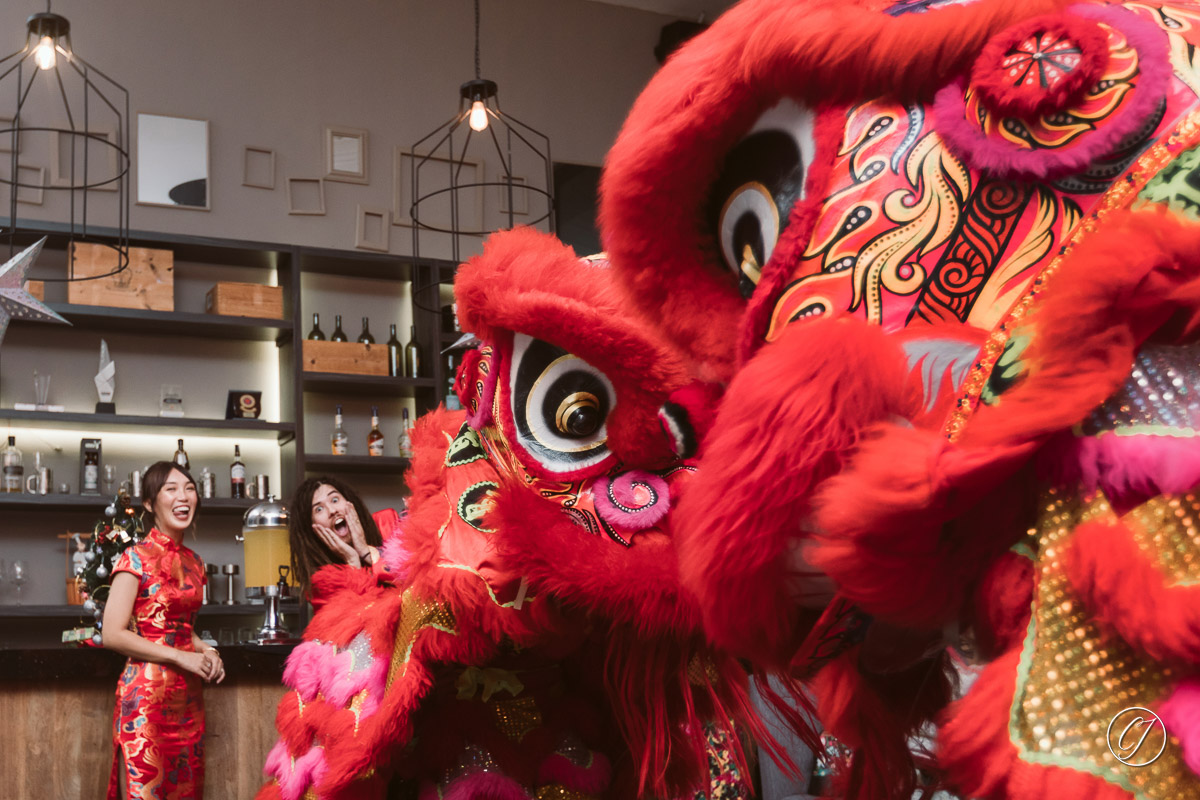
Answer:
[509, 333, 615, 475]
[708, 98, 816, 299]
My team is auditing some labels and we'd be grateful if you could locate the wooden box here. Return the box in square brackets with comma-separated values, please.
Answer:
[67, 243, 174, 311]
[23, 280, 44, 301]
[302, 340, 388, 375]
[205, 282, 284, 319]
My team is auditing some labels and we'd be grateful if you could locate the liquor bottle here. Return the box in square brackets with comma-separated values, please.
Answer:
[367, 407, 385, 456]
[307, 313, 326, 341]
[173, 438, 190, 471]
[82, 448, 100, 495]
[404, 325, 422, 378]
[331, 405, 349, 455]
[386, 324, 402, 377]
[445, 354, 462, 411]
[230, 444, 246, 499]
[331, 315, 348, 343]
[398, 409, 414, 459]
[2, 436, 23, 493]
[357, 317, 375, 345]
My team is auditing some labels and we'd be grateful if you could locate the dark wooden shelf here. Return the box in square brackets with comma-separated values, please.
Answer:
[303, 454, 411, 474]
[0, 410, 295, 441]
[301, 372, 437, 397]
[0, 603, 302, 619]
[0, 495, 258, 513]
[11, 303, 294, 343]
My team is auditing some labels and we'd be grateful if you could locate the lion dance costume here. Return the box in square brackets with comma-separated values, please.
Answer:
[260, 1, 1200, 798]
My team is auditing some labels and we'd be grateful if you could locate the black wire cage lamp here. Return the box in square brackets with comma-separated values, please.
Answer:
[0, 3, 131, 281]
[409, 0, 554, 310]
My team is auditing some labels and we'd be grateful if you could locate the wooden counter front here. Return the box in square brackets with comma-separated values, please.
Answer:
[0, 646, 291, 800]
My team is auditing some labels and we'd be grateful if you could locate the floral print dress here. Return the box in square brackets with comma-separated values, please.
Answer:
[107, 528, 207, 799]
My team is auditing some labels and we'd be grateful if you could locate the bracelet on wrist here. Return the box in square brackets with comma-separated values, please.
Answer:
[358, 550, 373, 566]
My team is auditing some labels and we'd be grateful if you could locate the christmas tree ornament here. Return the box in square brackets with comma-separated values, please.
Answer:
[95, 564, 108, 579]
[0, 238, 71, 351]
[82, 598, 95, 612]
[105, 504, 116, 516]
[91, 633, 102, 646]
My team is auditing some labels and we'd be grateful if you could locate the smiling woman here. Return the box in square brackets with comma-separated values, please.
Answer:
[287, 476, 401, 603]
[101, 461, 223, 800]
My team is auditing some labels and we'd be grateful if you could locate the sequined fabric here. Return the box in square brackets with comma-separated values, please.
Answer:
[1080, 342, 1200, 435]
[1012, 489, 1199, 799]
[1126, 493, 1200, 586]
[386, 589, 456, 690]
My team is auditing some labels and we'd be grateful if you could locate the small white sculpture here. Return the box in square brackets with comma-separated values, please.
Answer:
[95, 339, 116, 409]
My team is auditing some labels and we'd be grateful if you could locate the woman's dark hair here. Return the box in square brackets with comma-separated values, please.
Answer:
[288, 476, 381, 598]
[141, 461, 201, 530]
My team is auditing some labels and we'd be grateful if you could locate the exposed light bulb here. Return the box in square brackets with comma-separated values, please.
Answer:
[34, 35, 56, 70]
[468, 100, 489, 132]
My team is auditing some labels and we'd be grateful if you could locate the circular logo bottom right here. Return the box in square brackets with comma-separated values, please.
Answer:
[1107, 707, 1168, 767]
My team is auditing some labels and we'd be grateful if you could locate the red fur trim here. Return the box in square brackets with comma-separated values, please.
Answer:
[536, 751, 612, 794]
[1159, 678, 1200, 777]
[970, 12, 1109, 119]
[455, 228, 686, 472]
[676, 317, 916, 666]
[973, 549, 1035, 660]
[601, 0, 1070, 378]
[442, 772, 530, 800]
[811, 645, 954, 800]
[657, 381, 723, 459]
[1064, 518, 1200, 665]
[254, 781, 283, 800]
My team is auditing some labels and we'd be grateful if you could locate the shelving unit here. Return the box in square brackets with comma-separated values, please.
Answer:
[303, 454, 411, 475]
[0, 603, 301, 619]
[301, 372, 437, 397]
[41, 302, 294, 343]
[0, 495, 257, 513]
[0, 410, 295, 441]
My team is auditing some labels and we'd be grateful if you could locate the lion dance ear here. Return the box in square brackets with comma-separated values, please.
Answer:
[657, 382, 724, 460]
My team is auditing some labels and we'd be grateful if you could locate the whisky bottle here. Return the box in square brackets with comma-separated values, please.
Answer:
[404, 325, 422, 378]
[230, 444, 246, 499]
[307, 313, 326, 340]
[367, 406, 384, 456]
[398, 409, 414, 459]
[331, 315, 348, 343]
[82, 448, 100, 495]
[331, 405, 349, 455]
[173, 438, 190, 471]
[357, 317, 375, 345]
[2, 436, 23, 493]
[387, 324, 402, 377]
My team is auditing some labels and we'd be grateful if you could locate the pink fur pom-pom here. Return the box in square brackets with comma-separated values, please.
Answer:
[282, 641, 329, 702]
[264, 741, 328, 800]
[592, 470, 670, 531]
[537, 750, 612, 794]
[1160, 678, 1200, 777]
[442, 771, 531, 800]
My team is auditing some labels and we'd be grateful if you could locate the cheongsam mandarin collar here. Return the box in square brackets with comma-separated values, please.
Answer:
[147, 527, 184, 550]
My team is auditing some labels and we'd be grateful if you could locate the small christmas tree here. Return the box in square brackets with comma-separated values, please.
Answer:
[62, 491, 145, 647]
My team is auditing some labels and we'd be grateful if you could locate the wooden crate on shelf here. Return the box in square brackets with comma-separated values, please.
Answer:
[23, 280, 44, 301]
[205, 282, 284, 319]
[67, 243, 174, 311]
[302, 340, 388, 375]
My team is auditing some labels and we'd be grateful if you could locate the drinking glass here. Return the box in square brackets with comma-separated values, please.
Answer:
[10, 560, 28, 606]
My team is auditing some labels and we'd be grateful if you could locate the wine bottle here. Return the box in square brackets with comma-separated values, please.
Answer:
[357, 317, 375, 345]
[404, 325, 422, 378]
[445, 354, 462, 411]
[398, 409, 414, 459]
[2, 436, 23, 493]
[307, 313, 326, 341]
[82, 448, 100, 495]
[331, 405, 349, 455]
[331, 315, 348, 343]
[173, 438, 190, 471]
[367, 406, 384, 456]
[387, 324, 402, 377]
[230, 444, 246, 499]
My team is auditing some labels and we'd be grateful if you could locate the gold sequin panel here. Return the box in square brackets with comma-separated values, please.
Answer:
[386, 589, 457, 691]
[1126, 492, 1200, 587]
[1012, 489, 1199, 799]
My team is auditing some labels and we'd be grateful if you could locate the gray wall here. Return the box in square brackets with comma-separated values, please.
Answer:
[0, 0, 672, 613]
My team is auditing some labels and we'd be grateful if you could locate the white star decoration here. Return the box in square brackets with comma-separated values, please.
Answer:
[0, 237, 71, 350]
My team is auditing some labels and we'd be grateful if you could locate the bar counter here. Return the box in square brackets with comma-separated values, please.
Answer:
[0, 640, 295, 799]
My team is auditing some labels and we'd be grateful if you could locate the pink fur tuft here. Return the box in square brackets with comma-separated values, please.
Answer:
[265, 742, 328, 800]
[592, 470, 670, 531]
[442, 771, 531, 800]
[1042, 431, 1200, 510]
[282, 642, 328, 702]
[536, 751, 612, 794]
[1159, 678, 1200, 777]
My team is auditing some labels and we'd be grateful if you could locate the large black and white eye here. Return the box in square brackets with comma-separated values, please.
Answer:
[509, 333, 616, 475]
[709, 99, 816, 299]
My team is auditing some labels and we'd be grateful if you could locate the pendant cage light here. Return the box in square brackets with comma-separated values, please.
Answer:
[0, 3, 131, 281]
[409, 0, 554, 312]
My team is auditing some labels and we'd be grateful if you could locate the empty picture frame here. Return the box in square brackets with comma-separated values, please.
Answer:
[393, 147, 483, 233]
[16, 165, 44, 205]
[325, 126, 368, 184]
[52, 128, 121, 191]
[287, 177, 326, 215]
[497, 174, 529, 216]
[137, 113, 210, 209]
[243, 146, 275, 189]
[355, 205, 390, 252]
